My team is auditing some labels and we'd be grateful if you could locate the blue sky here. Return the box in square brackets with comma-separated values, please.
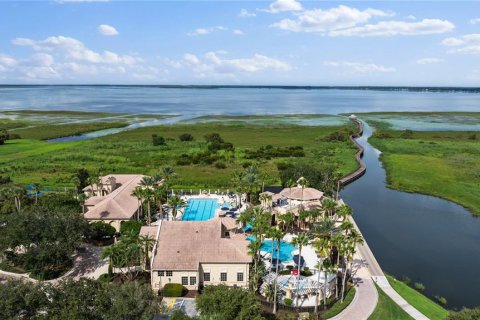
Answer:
[0, 0, 479, 85]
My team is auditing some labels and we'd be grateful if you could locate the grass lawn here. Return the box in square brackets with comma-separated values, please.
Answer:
[369, 284, 413, 320]
[0, 120, 358, 189]
[366, 122, 480, 216]
[322, 286, 356, 319]
[387, 275, 448, 320]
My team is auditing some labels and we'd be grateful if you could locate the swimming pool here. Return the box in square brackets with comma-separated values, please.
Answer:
[181, 198, 219, 221]
[247, 236, 297, 262]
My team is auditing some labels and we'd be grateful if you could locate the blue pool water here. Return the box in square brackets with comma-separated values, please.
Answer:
[247, 236, 297, 262]
[182, 198, 219, 221]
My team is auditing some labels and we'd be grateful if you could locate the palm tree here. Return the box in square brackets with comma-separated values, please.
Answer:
[321, 197, 336, 220]
[12, 186, 24, 213]
[299, 210, 311, 231]
[278, 212, 294, 233]
[141, 188, 154, 225]
[270, 227, 285, 314]
[153, 185, 166, 220]
[102, 244, 117, 277]
[247, 238, 262, 292]
[290, 232, 309, 309]
[168, 195, 186, 220]
[244, 165, 259, 203]
[139, 234, 155, 270]
[312, 237, 330, 314]
[231, 170, 246, 208]
[32, 183, 41, 204]
[331, 233, 345, 299]
[337, 204, 353, 222]
[131, 187, 143, 221]
[259, 192, 272, 210]
[340, 229, 364, 302]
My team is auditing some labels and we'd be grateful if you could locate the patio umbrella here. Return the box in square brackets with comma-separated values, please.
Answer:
[279, 187, 324, 201]
[293, 254, 305, 267]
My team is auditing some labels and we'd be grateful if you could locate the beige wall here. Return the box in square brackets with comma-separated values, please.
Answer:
[151, 263, 250, 291]
[200, 263, 249, 288]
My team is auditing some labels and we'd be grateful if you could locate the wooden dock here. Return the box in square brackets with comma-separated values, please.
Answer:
[338, 118, 366, 187]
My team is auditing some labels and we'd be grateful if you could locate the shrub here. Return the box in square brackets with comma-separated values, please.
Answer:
[162, 283, 186, 297]
[286, 265, 293, 271]
[373, 131, 393, 139]
[85, 221, 116, 241]
[400, 129, 414, 139]
[0, 175, 12, 185]
[283, 298, 293, 306]
[120, 220, 143, 236]
[0, 129, 9, 145]
[401, 276, 411, 285]
[152, 134, 166, 146]
[214, 161, 227, 169]
[204, 133, 224, 144]
[468, 133, 477, 140]
[435, 295, 448, 306]
[179, 133, 194, 142]
[413, 282, 425, 291]
[324, 130, 348, 142]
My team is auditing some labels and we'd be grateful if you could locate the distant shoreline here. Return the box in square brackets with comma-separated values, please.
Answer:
[1, 84, 480, 93]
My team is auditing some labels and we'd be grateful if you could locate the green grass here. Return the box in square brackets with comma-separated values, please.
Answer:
[368, 129, 480, 215]
[11, 122, 129, 140]
[387, 275, 448, 320]
[322, 286, 356, 319]
[0, 121, 358, 189]
[369, 284, 413, 320]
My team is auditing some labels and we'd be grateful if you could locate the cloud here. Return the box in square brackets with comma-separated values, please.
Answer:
[442, 34, 480, 54]
[174, 52, 291, 79]
[271, 5, 393, 33]
[324, 61, 396, 73]
[4, 35, 161, 82]
[187, 26, 227, 36]
[329, 19, 454, 37]
[416, 58, 443, 65]
[12, 35, 138, 64]
[266, 0, 303, 14]
[239, 9, 256, 17]
[233, 29, 244, 35]
[98, 24, 119, 36]
[469, 18, 480, 25]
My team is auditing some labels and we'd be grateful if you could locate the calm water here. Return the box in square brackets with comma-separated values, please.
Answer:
[341, 122, 480, 309]
[2, 86, 480, 308]
[1, 86, 479, 115]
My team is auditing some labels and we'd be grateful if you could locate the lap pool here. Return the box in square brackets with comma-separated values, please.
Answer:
[181, 198, 219, 221]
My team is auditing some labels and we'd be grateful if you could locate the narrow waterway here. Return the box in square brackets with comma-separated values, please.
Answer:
[341, 121, 480, 309]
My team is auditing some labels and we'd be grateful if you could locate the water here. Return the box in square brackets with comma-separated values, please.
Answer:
[1, 86, 479, 115]
[181, 198, 219, 221]
[247, 236, 297, 262]
[341, 121, 480, 309]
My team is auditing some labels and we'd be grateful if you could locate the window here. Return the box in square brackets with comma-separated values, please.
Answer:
[220, 272, 227, 282]
[237, 272, 244, 282]
[158, 271, 164, 276]
[204, 272, 210, 282]
[190, 277, 196, 286]
[181, 276, 188, 285]
[166, 271, 173, 277]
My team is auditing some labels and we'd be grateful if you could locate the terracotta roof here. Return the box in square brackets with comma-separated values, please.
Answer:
[84, 196, 104, 206]
[279, 187, 324, 201]
[152, 220, 251, 270]
[84, 174, 145, 220]
[140, 226, 158, 239]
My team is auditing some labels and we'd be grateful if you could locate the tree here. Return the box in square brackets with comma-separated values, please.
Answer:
[152, 134, 166, 146]
[139, 234, 155, 270]
[75, 168, 90, 192]
[270, 227, 285, 314]
[85, 221, 116, 241]
[290, 233, 309, 309]
[179, 133, 194, 141]
[32, 182, 41, 205]
[0, 129, 9, 145]
[195, 285, 264, 320]
[131, 186, 143, 220]
[0, 207, 87, 279]
[168, 195, 186, 220]
[447, 307, 480, 320]
[0, 280, 48, 319]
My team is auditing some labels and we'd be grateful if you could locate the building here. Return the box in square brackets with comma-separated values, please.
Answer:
[143, 217, 251, 291]
[82, 174, 145, 231]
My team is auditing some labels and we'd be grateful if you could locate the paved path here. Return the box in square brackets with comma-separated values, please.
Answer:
[0, 244, 108, 284]
[329, 253, 378, 320]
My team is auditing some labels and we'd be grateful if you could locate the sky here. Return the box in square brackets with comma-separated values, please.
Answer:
[0, 0, 479, 86]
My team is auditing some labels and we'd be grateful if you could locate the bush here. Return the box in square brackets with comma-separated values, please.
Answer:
[179, 133, 194, 142]
[0, 129, 9, 145]
[286, 265, 293, 271]
[283, 298, 293, 306]
[0, 175, 12, 185]
[468, 133, 477, 140]
[162, 283, 186, 297]
[413, 282, 425, 291]
[152, 134, 166, 146]
[401, 276, 411, 285]
[214, 161, 227, 169]
[204, 133, 224, 144]
[400, 129, 414, 139]
[120, 220, 143, 236]
[435, 295, 448, 306]
[85, 221, 116, 241]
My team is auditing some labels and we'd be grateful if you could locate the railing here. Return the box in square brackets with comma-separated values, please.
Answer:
[338, 118, 366, 186]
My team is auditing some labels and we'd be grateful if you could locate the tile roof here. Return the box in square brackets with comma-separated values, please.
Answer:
[152, 219, 251, 270]
[83, 174, 145, 220]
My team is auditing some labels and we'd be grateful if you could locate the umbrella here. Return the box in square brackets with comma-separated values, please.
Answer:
[221, 207, 229, 211]
[293, 254, 305, 267]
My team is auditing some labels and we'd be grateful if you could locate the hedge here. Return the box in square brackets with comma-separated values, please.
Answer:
[162, 283, 186, 297]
